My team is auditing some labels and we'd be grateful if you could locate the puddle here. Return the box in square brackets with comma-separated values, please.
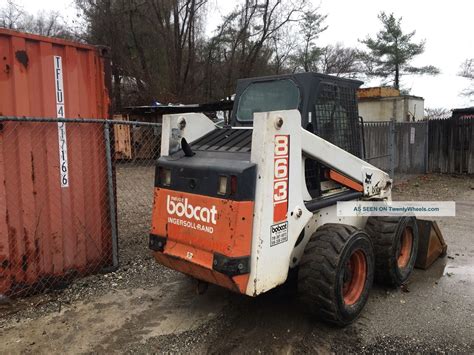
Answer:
[444, 264, 474, 275]
[443, 264, 474, 280]
[417, 258, 474, 282]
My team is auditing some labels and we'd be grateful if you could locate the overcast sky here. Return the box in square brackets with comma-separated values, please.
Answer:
[14, 0, 474, 109]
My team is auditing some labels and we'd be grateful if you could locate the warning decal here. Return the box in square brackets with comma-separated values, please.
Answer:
[270, 221, 288, 247]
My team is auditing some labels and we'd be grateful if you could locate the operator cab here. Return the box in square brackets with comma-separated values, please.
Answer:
[157, 73, 364, 200]
[231, 73, 363, 198]
[232, 73, 362, 155]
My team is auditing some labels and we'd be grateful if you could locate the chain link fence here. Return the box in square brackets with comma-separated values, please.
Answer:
[2, 116, 455, 299]
[114, 120, 161, 275]
[0, 116, 161, 299]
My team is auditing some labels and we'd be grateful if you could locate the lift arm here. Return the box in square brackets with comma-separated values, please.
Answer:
[300, 127, 392, 198]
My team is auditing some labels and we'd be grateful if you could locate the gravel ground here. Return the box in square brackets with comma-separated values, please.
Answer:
[0, 163, 167, 324]
[0, 170, 473, 354]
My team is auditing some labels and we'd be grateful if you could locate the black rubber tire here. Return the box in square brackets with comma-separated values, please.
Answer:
[298, 224, 374, 326]
[365, 216, 419, 286]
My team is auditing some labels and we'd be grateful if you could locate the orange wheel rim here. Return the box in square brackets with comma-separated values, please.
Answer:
[397, 227, 413, 268]
[343, 250, 367, 306]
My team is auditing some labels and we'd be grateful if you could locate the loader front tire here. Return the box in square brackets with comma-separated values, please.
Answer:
[298, 224, 374, 326]
[365, 216, 419, 286]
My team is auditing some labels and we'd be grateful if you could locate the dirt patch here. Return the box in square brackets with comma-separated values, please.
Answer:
[392, 173, 474, 201]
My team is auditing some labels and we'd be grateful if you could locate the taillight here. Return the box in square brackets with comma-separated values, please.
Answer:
[217, 176, 228, 195]
[230, 175, 237, 195]
[160, 167, 171, 186]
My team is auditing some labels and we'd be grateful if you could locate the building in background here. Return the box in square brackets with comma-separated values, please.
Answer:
[357, 87, 424, 122]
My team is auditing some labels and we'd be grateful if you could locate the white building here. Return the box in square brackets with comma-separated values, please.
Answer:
[357, 87, 425, 122]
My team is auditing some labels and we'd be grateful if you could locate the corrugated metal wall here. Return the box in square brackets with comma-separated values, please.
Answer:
[0, 29, 112, 295]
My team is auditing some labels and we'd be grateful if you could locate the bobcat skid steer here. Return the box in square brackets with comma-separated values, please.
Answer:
[149, 73, 420, 325]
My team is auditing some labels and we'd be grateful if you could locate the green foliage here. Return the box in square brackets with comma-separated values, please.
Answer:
[360, 12, 439, 89]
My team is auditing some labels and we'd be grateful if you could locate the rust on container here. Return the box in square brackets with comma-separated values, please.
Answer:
[0, 28, 112, 296]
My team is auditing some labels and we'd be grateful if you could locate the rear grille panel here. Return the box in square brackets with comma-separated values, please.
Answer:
[191, 129, 252, 153]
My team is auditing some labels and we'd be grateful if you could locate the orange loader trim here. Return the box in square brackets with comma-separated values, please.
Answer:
[327, 170, 363, 192]
[154, 253, 249, 293]
[150, 188, 254, 294]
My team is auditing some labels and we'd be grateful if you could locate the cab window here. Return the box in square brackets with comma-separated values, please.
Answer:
[236, 79, 300, 122]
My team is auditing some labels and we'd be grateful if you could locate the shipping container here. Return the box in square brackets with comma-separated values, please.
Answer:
[0, 28, 112, 295]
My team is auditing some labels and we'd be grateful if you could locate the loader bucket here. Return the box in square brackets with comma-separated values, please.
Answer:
[415, 219, 448, 270]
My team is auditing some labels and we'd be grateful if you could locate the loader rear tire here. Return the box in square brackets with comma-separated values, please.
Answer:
[298, 224, 374, 326]
[365, 216, 419, 286]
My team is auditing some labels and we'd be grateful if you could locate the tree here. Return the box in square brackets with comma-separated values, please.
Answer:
[75, 0, 324, 106]
[360, 12, 439, 89]
[23, 11, 73, 38]
[458, 58, 474, 98]
[0, 0, 25, 30]
[0, 0, 72, 38]
[319, 44, 361, 77]
[146, 0, 208, 99]
[76, 0, 136, 108]
[291, 8, 327, 72]
[77, 0, 209, 105]
[204, 0, 308, 97]
[270, 25, 297, 74]
[424, 107, 451, 120]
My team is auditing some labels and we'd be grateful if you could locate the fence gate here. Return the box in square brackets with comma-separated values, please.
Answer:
[394, 122, 428, 174]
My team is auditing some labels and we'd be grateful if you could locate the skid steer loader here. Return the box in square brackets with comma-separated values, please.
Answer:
[149, 73, 420, 325]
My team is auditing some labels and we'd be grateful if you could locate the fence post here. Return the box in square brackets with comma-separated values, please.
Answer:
[104, 122, 119, 269]
[389, 120, 395, 178]
[359, 116, 366, 160]
[424, 121, 429, 173]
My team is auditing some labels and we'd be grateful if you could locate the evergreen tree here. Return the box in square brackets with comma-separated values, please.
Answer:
[360, 12, 439, 89]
